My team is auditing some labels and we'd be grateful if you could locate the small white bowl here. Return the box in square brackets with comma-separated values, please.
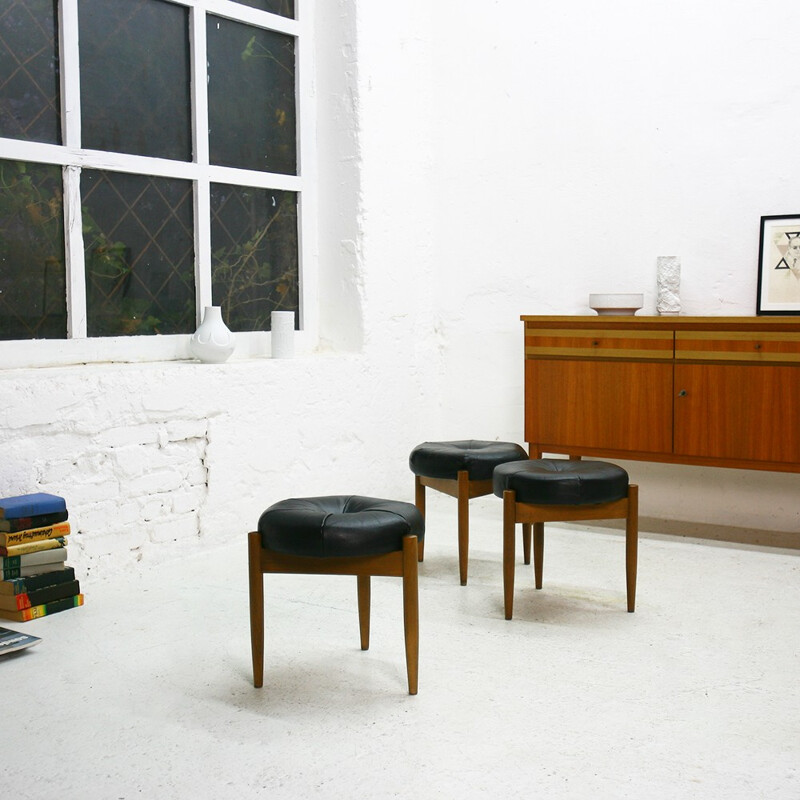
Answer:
[589, 293, 644, 316]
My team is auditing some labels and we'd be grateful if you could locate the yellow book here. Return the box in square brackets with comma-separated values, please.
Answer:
[0, 522, 70, 548]
[0, 537, 67, 557]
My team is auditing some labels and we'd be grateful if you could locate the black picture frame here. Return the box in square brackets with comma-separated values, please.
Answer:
[757, 214, 800, 315]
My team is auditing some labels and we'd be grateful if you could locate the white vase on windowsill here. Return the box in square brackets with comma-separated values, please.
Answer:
[189, 306, 236, 363]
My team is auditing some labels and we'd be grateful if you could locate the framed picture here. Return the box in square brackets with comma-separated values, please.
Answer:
[757, 214, 800, 315]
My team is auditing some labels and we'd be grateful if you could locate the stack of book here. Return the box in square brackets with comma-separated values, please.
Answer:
[0, 492, 84, 622]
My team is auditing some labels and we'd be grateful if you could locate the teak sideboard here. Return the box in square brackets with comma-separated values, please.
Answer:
[522, 316, 800, 473]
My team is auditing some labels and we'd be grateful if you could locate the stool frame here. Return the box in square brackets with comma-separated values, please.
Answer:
[248, 531, 420, 695]
[414, 471, 492, 586]
[502, 484, 638, 619]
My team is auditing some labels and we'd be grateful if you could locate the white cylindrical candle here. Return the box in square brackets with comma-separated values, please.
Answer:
[271, 311, 295, 358]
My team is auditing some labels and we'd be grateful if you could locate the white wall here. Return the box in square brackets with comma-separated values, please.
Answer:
[0, 1, 798, 581]
[354, 0, 800, 533]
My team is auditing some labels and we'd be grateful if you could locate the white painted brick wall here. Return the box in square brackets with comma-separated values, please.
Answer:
[0, 354, 437, 581]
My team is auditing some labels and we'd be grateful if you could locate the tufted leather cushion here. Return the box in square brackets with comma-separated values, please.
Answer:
[493, 459, 629, 506]
[258, 495, 424, 558]
[409, 440, 529, 481]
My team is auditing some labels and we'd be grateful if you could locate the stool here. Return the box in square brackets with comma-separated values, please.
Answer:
[409, 439, 529, 585]
[492, 459, 638, 618]
[248, 495, 424, 695]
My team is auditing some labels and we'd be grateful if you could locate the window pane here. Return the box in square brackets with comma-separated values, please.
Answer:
[79, 0, 191, 161]
[210, 184, 298, 332]
[232, 0, 295, 17]
[82, 170, 195, 337]
[0, 160, 66, 340]
[207, 16, 296, 174]
[0, 0, 60, 144]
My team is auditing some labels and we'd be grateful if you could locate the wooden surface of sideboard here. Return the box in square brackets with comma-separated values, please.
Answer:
[521, 316, 800, 473]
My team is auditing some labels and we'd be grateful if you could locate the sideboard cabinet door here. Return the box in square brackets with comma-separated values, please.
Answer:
[674, 363, 800, 465]
[525, 359, 673, 455]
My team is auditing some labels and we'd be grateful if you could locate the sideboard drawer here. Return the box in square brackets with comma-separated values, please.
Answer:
[524, 327, 673, 361]
[676, 331, 800, 364]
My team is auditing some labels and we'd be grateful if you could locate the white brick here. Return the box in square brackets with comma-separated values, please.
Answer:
[185, 462, 209, 486]
[171, 487, 206, 515]
[149, 515, 200, 544]
[77, 525, 148, 558]
[140, 495, 171, 522]
[171, 439, 207, 465]
[96, 425, 161, 449]
[111, 446, 155, 479]
[38, 459, 77, 484]
[127, 469, 184, 496]
[165, 419, 208, 442]
[77, 500, 142, 531]
[113, 443, 200, 479]
[67, 480, 122, 506]
[140, 390, 193, 414]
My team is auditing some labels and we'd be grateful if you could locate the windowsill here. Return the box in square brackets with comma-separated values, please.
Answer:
[0, 330, 322, 371]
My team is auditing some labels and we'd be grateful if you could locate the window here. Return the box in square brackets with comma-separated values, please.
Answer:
[0, 0, 311, 367]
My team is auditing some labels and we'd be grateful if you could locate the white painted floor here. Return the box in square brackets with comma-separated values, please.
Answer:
[2, 504, 799, 800]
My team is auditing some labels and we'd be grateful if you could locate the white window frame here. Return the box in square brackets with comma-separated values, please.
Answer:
[0, 0, 317, 369]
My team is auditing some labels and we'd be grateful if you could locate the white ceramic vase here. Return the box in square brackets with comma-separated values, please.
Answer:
[189, 306, 235, 363]
[656, 256, 681, 315]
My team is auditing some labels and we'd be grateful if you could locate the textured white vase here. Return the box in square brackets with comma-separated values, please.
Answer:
[189, 306, 235, 363]
[657, 256, 681, 315]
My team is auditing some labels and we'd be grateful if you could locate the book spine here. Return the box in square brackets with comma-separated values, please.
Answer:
[5, 593, 84, 622]
[0, 577, 27, 596]
[0, 567, 76, 595]
[0, 593, 31, 611]
[1, 562, 68, 580]
[0, 537, 67, 557]
[0, 522, 70, 547]
[0, 493, 67, 520]
[0, 510, 69, 533]
[0, 580, 81, 611]
[0, 548, 67, 571]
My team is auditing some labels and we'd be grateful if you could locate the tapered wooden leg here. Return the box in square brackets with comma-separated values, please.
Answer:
[457, 471, 470, 586]
[402, 536, 419, 695]
[522, 523, 532, 565]
[357, 575, 371, 649]
[248, 531, 265, 688]
[625, 484, 639, 612]
[503, 491, 516, 619]
[414, 475, 425, 562]
[533, 522, 544, 590]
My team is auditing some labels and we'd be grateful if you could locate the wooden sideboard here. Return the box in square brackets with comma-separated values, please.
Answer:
[522, 316, 800, 473]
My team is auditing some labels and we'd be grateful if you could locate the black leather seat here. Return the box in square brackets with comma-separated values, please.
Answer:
[492, 459, 638, 618]
[409, 440, 529, 585]
[492, 458, 629, 506]
[410, 440, 529, 481]
[249, 495, 423, 694]
[259, 495, 424, 558]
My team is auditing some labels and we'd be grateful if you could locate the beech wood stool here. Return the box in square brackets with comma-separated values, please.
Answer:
[249, 495, 424, 695]
[492, 459, 638, 618]
[409, 440, 529, 585]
